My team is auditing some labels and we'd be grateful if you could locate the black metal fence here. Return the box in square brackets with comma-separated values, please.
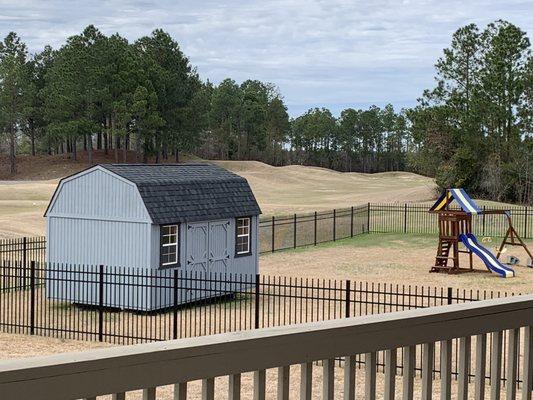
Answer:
[0, 203, 529, 263]
[258, 205, 369, 253]
[0, 261, 523, 386]
[258, 203, 532, 253]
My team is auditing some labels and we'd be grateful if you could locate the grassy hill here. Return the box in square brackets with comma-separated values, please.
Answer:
[0, 152, 439, 237]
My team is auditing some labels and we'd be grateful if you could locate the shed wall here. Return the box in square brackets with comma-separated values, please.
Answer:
[47, 168, 150, 222]
[47, 217, 153, 267]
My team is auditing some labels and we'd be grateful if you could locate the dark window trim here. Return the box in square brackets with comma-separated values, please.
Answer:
[160, 223, 180, 269]
[235, 216, 252, 258]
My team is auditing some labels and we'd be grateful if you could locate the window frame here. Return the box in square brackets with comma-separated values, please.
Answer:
[160, 224, 180, 268]
[235, 217, 252, 257]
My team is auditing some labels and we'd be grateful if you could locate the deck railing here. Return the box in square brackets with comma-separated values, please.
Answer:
[1, 295, 532, 400]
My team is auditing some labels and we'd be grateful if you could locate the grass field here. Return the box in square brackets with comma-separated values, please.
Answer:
[261, 233, 533, 293]
[0, 153, 438, 237]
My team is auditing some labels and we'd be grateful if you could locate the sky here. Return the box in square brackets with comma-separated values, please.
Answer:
[0, 0, 531, 117]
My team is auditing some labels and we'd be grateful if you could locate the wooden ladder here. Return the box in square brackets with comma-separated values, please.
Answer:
[431, 240, 454, 272]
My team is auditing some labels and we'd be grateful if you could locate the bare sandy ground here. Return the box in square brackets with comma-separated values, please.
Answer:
[0, 160, 437, 238]
[215, 161, 438, 213]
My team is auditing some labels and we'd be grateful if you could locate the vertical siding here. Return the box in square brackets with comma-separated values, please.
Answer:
[47, 217, 152, 267]
[48, 168, 150, 221]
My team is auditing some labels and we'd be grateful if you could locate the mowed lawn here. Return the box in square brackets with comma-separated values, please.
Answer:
[260, 233, 533, 294]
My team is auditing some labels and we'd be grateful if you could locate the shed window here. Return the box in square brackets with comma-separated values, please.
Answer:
[235, 217, 251, 256]
[161, 224, 179, 266]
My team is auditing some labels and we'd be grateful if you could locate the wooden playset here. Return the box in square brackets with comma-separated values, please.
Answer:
[428, 188, 531, 277]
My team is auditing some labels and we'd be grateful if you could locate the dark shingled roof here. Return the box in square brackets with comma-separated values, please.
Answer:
[100, 163, 261, 224]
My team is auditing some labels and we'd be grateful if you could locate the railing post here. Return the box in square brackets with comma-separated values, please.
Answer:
[522, 326, 532, 400]
[314, 211, 317, 246]
[293, 214, 297, 249]
[447, 287, 453, 305]
[98, 264, 104, 342]
[367, 202, 371, 233]
[254, 274, 260, 329]
[350, 206, 354, 237]
[30, 261, 35, 335]
[345, 280, 351, 318]
[173, 270, 178, 340]
[333, 209, 336, 241]
[403, 204, 408, 234]
[271, 216, 275, 253]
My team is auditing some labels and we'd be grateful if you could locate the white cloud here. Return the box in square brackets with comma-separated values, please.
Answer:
[0, 0, 531, 116]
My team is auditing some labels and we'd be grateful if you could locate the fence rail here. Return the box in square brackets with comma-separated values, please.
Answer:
[2, 295, 532, 400]
[0, 261, 523, 386]
[258, 202, 532, 253]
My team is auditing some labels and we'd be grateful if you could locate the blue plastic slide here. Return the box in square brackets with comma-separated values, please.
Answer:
[459, 233, 515, 278]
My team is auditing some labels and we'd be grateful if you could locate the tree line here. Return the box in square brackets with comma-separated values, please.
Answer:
[0, 21, 531, 203]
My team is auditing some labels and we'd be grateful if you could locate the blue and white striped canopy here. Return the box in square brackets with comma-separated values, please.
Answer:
[429, 188, 482, 214]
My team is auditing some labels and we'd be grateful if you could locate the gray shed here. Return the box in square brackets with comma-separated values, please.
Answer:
[45, 163, 261, 310]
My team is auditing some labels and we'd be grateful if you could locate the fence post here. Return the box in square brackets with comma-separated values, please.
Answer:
[271, 216, 275, 253]
[367, 203, 371, 233]
[482, 206, 486, 236]
[447, 287, 453, 305]
[345, 280, 351, 318]
[314, 211, 317, 246]
[333, 209, 336, 241]
[98, 264, 104, 342]
[23, 236, 27, 267]
[254, 274, 260, 329]
[173, 270, 178, 340]
[30, 260, 35, 335]
[525, 206, 528, 239]
[293, 214, 297, 249]
[350, 206, 354, 237]
[22, 237, 27, 288]
[403, 204, 408, 234]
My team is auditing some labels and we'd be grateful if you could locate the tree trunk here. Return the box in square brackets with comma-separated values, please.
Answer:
[142, 138, 149, 163]
[9, 124, 16, 175]
[175, 148, 179, 163]
[87, 133, 93, 166]
[97, 130, 102, 150]
[30, 125, 36, 156]
[122, 133, 128, 163]
[72, 137, 77, 161]
[104, 116, 109, 155]
[135, 130, 141, 163]
[112, 116, 119, 163]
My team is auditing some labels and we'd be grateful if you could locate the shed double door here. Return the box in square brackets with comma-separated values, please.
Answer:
[186, 220, 231, 275]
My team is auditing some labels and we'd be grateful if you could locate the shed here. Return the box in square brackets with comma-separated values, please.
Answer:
[45, 163, 261, 310]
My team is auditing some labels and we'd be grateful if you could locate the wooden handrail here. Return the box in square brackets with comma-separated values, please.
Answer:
[1, 295, 532, 400]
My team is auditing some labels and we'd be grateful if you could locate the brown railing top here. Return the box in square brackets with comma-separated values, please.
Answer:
[1, 294, 532, 399]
